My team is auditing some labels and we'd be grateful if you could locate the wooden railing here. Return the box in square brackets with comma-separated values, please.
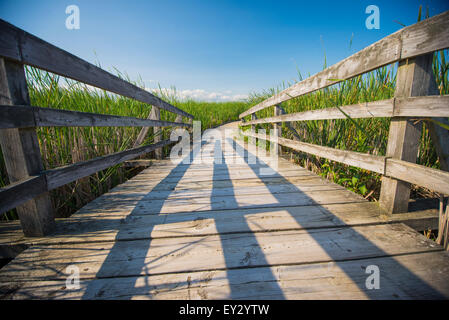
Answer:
[0, 19, 194, 236]
[240, 11, 449, 216]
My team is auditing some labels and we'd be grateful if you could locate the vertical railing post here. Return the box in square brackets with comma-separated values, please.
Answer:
[250, 113, 257, 150]
[0, 58, 55, 236]
[133, 105, 163, 159]
[151, 106, 163, 159]
[379, 54, 438, 214]
[273, 104, 282, 156]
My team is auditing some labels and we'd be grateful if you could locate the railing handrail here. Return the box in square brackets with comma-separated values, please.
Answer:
[239, 10, 449, 119]
[242, 96, 449, 125]
[0, 18, 193, 119]
[0, 104, 191, 129]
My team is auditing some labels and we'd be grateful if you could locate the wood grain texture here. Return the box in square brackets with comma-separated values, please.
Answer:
[0, 58, 55, 236]
[2, 251, 449, 299]
[243, 130, 386, 174]
[0, 223, 441, 282]
[385, 158, 449, 195]
[0, 175, 47, 215]
[0, 105, 192, 129]
[380, 55, 434, 213]
[240, 96, 449, 126]
[45, 139, 174, 190]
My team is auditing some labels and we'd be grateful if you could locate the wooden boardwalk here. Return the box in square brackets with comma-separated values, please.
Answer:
[1, 123, 449, 300]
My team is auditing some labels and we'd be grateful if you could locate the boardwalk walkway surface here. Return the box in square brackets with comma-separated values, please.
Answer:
[1, 122, 449, 299]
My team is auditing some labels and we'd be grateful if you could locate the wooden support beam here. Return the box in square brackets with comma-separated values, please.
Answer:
[0, 58, 55, 236]
[276, 104, 301, 141]
[274, 104, 282, 155]
[239, 96, 449, 126]
[379, 54, 437, 214]
[151, 106, 163, 159]
[0, 176, 47, 215]
[45, 139, 173, 190]
[0, 104, 192, 129]
[174, 114, 183, 127]
[133, 105, 165, 160]
[250, 113, 257, 147]
[423, 63, 449, 172]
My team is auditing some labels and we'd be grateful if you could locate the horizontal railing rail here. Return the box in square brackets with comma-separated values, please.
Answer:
[0, 105, 191, 129]
[243, 96, 449, 125]
[239, 10, 449, 219]
[0, 20, 193, 236]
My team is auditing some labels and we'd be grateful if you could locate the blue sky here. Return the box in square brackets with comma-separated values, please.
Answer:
[1, 0, 448, 101]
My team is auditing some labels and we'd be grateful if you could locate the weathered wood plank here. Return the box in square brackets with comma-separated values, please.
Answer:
[385, 158, 449, 196]
[0, 202, 385, 246]
[394, 95, 449, 117]
[0, 105, 192, 129]
[1, 122, 445, 301]
[240, 96, 449, 126]
[5, 251, 449, 300]
[380, 54, 436, 213]
[0, 176, 47, 215]
[242, 131, 386, 174]
[0, 223, 441, 282]
[0, 58, 55, 236]
[239, 10, 449, 118]
[243, 99, 394, 125]
[45, 139, 175, 190]
[0, 19, 193, 119]
[135, 189, 365, 214]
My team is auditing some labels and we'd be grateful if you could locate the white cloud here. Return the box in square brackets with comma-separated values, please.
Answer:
[56, 79, 247, 102]
[148, 87, 248, 102]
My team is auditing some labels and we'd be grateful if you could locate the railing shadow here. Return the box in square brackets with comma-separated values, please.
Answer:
[81, 145, 199, 299]
[211, 138, 286, 299]
[223, 136, 446, 299]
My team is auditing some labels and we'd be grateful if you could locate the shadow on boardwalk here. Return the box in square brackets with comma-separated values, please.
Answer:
[60, 136, 445, 299]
